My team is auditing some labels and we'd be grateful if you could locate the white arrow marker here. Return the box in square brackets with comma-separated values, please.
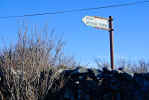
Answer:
[82, 16, 109, 31]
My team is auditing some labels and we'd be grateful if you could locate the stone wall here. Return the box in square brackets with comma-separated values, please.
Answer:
[0, 67, 149, 100]
[45, 67, 149, 100]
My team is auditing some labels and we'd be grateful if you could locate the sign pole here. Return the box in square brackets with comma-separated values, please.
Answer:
[82, 15, 115, 70]
[109, 16, 114, 70]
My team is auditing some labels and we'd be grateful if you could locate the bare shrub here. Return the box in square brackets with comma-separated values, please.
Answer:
[0, 24, 77, 100]
[0, 24, 76, 78]
[0, 66, 37, 100]
[95, 58, 110, 70]
[130, 60, 149, 73]
[95, 58, 149, 73]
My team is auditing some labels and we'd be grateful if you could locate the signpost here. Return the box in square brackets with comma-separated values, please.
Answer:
[82, 16, 109, 31]
[82, 16, 114, 70]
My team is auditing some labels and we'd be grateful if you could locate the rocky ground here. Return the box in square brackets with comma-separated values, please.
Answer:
[1, 67, 149, 100]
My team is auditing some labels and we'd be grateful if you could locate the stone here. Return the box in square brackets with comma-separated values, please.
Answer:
[2, 66, 149, 100]
[90, 68, 101, 77]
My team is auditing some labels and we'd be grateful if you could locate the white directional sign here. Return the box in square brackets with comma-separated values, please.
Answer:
[82, 16, 109, 30]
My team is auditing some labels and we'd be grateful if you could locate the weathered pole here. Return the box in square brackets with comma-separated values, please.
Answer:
[109, 16, 114, 70]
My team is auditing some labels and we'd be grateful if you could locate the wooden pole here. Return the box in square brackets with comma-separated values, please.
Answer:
[109, 16, 114, 70]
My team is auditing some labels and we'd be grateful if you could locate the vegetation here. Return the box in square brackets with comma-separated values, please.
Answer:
[0, 25, 76, 100]
[0, 24, 149, 100]
[95, 58, 149, 73]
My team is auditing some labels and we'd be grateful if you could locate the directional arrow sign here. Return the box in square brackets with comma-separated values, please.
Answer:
[82, 16, 109, 31]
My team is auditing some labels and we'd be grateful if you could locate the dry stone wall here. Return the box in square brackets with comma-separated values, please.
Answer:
[45, 67, 149, 100]
[0, 67, 149, 100]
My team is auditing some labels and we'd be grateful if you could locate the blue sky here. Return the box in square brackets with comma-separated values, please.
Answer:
[0, 0, 149, 66]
